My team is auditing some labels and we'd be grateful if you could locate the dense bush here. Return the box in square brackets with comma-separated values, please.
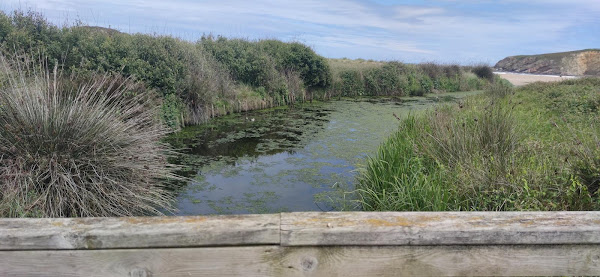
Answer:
[258, 40, 331, 88]
[329, 60, 488, 97]
[0, 10, 495, 128]
[0, 10, 61, 57]
[336, 70, 365, 96]
[363, 62, 408, 96]
[199, 36, 331, 105]
[0, 56, 176, 217]
[0, 10, 334, 126]
[471, 65, 495, 81]
[0, 10, 496, 128]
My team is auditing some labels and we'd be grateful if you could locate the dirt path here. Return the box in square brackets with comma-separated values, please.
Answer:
[494, 72, 577, 86]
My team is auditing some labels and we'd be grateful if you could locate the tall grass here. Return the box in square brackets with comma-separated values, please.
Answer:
[356, 116, 455, 211]
[485, 77, 514, 98]
[0, 56, 177, 217]
[357, 78, 600, 211]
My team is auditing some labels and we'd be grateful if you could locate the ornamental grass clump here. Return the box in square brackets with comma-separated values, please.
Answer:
[0, 56, 176, 217]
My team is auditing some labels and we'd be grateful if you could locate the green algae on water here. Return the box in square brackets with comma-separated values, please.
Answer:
[165, 91, 481, 214]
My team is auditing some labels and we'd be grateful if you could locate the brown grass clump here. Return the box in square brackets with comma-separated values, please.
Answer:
[0, 56, 177, 217]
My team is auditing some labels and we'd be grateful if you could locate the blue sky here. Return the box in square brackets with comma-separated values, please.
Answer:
[1, 0, 598, 64]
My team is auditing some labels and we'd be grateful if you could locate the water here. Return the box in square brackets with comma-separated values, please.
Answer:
[166, 92, 479, 215]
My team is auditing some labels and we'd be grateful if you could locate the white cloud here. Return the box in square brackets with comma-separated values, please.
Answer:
[1, 0, 597, 63]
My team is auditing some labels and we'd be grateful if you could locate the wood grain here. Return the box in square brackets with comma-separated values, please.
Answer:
[0, 214, 280, 250]
[1, 245, 599, 276]
[281, 211, 600, 246]
[278, 245, 600, 276]
[4, 212, 600, 250]
[3, 212, 600, 276]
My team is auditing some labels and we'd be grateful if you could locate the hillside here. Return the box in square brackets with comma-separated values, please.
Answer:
[494, 49, 600, 76]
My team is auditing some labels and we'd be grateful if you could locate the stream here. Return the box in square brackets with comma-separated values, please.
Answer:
[166, 91, 480, 214]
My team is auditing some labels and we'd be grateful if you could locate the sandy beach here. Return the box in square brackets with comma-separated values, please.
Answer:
[494, 72, 578, 86]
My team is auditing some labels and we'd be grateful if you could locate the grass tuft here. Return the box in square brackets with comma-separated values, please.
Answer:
[0, 56, 177, 217]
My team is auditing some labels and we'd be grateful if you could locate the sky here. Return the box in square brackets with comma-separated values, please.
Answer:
[1, 0, 598, 64]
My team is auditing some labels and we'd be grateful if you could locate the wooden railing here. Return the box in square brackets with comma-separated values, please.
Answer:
[1, 212, 600, 276]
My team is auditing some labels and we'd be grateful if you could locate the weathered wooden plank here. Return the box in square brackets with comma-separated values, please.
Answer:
[1, 245, 599, 276]
[281, 212, 600, 246]
[0, 214, 280, 250]
[0, 246, 281, 277]
[3, 211, 600, 251]
[278, 245, 600, 276]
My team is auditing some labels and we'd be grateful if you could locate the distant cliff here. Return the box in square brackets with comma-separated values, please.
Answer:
[494, 49, 600, 76]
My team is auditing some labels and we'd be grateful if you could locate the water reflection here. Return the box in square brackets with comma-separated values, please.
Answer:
[166, 92, 479, 215]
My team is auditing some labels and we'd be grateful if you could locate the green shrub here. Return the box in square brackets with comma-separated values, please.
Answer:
[199, 36, 330, 103]
[1, 10, 337, 126]
[0, 10, 61, 59]
[330, 61, 486, 97]
[259, 40, 331, 88]
[472, 65, 494, 81]
[418, 75, 433, 95]
[162, 93, 185, 128]
[407, 72, 425, 96]
[460, 72, 486, 91]
[0, 11, 12, 43]
[0, 57, 176, 217]
[337, 69, 365, 96]
[363, 62, 408, 95]
[418, 62, 445, 80]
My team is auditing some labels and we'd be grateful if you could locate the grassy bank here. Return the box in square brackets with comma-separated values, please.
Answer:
[357, 78, 600, 211]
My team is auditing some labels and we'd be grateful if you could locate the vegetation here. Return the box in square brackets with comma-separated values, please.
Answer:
[0, 10, 333, 126]
[327, 58, 489, 98]
[0, 9, 496, 217]
[0, 10, 492, 127]
[470, 64, 495, 81]
[198, 36, 331, 108]
[0, 56, 176, 217]
[357, 78, 600, 211]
